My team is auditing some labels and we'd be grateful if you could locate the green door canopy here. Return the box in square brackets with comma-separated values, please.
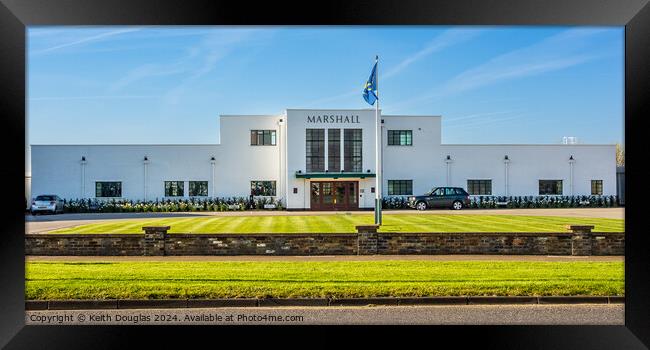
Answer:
[295, 171, 376, 179]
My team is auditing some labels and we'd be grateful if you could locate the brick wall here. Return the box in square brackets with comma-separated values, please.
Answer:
[25, 231, 624, 256]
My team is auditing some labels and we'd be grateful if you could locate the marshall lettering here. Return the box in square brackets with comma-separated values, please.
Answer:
[307, 115, 360, 124]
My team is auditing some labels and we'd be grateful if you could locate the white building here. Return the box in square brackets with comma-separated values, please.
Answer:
[30, 109, 616, 210]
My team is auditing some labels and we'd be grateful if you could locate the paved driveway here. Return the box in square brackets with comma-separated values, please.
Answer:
[24, 208, 624, 234]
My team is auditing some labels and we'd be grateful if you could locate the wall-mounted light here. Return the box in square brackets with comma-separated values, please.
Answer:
[81, 156, 86, 161]
[325, 169, 329, 173]
[211, 156, 215, 161]
[569, 155, 574, 160]
[446, 155, 451, 160]
[298, 170, 302, 174]
[367, 169, 371, 173]
[504, 155, 509, 160]
[144, 156, 148, 161]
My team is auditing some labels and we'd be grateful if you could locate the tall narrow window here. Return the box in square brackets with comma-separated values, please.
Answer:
[467, 180, 492, 195]
[165, 181, 185, 197]
[344, 129, 362, 172]
[189, 181, 208, 197]
[250, 130, 276, 146]
[95, 182, 122, 198]
[306, 129, 325, 172]
[328, 129, 341, 172]
[539, 180, 563, 195]
[591, 180, 603, 195]
[387, 130, 413, 146]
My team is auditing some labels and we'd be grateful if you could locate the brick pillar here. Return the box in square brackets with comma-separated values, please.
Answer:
[356, 225, 379, 255]
[142, 226, 170, 256]
[566, 225, 594, 256]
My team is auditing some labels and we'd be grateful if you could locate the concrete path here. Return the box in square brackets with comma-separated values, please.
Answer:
[24, 208, 624, 234]
[26, 255, 624, 262]
[25, 304, 624, 325]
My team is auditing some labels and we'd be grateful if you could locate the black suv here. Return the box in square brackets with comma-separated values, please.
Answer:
[407, 187, 471, 210]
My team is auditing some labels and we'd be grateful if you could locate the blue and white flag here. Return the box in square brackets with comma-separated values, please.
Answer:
[363, 58, 378, 106]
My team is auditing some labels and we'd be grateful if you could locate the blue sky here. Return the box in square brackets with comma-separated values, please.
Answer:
[27, 26, 624, 145]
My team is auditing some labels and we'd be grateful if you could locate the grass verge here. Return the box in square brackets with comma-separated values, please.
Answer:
[47, 214, 625, 234]
[26, 260, 624, 299]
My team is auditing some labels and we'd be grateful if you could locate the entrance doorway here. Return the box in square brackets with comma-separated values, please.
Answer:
[310, 181, 359, 211]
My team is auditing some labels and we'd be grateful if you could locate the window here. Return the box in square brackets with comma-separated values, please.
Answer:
[467, 180, 492, 195]
[250, 130, 276, 146]
[165, 181, 185, 197]
[388, 180, 413, 195]
[95, 182, 122, 198]
[387, 130, 413, 146]
[251, 181, 276, 196]
[539, 180, 563, 195]
[344, 129, 362, 172]
[591, 180, 603, 195]
[328, 128, 341, 172]
[306, 129, 325, 172]
[189, 181, 208, 197]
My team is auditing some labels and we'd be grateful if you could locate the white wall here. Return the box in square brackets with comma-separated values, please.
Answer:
[30, 110, 617, 206]
[439, 144, 616, 196]
[285, 109, 378, 209]
[31, 145, 218, 200]
[382, 115, 443, 196]
[218, 115, 282, 199]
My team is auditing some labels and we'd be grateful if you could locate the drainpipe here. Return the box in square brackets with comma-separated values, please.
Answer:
[569, 155, 575, 196]
[143, 156, 149, 201]
[504, 155, 510, 196]
[80, 156, 87, 198]
[278, 118, 285, 206]
[445, 155, 452, 186]
[210, 157, 216, 198]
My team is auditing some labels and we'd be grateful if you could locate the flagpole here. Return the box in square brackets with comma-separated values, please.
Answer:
[374, 55, 382, 226]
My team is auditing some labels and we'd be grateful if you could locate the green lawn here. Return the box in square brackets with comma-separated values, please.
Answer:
[25, 261, 624, 299]
[48, 214, 624, 234]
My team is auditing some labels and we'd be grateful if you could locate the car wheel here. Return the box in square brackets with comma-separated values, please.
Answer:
[416, 201, 427, 211]
[452, 200, 463, 210]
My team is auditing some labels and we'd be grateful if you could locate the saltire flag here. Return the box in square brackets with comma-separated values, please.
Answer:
[363, 58, 378, 105]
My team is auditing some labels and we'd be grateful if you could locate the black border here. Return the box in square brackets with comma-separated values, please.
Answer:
[1, 0, 649, 348]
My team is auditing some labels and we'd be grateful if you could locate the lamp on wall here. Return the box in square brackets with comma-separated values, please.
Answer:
[569, 155, 574, 161]
[367, 169, 371, 173]
[504, 155, 509, 160]
[144, 156, 148, 161]
[211, 156, 215, 161]
[81, 156, 86, 162]
[446, 155, 451, 161]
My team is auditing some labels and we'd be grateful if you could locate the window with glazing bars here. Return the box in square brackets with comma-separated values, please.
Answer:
[328, 129, 341, 172]
[164, 181, 185, 197]
[95, 182, 122, 198]
[250, 181, 276, 196]
[250, 130, 276, 145]
[343, 129, 362, 172]
[387, 130, 412, 146]
[189, 181, 208, 196]
[306, 129, 325, 172]
[539, 180, 563, 195]
[467, 180, 492, 195]
[591, 180, 603, 195]
[388, 180, 413, 195]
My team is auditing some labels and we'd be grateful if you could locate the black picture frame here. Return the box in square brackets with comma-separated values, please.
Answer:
[1, 0, 648, 348]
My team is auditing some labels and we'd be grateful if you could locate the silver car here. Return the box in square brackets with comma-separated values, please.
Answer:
[31, 195, 64, 215]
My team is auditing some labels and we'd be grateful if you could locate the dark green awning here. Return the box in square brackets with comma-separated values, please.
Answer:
[295, 171, 376, 179]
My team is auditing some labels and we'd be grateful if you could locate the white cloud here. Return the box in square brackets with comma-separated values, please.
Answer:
[32, 28, 143, 55]
[383, 28, 482, 79]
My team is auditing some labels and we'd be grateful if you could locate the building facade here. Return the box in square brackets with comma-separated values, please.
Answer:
[30, 109, 616, 210]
